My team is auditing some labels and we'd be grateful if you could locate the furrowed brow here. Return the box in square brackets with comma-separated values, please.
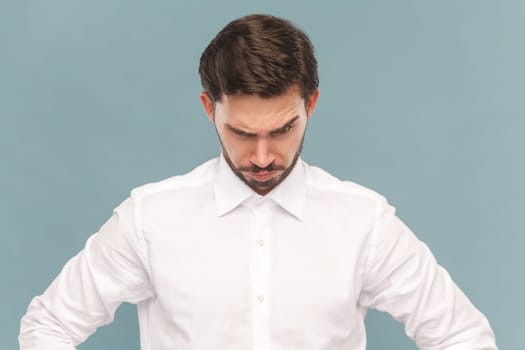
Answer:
[225, 123, 257, 137]
[225, 115, 300, 137]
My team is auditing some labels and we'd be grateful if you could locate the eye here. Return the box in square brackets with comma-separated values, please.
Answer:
[281, 125, 293, 133]
[273, 124, 294, 136]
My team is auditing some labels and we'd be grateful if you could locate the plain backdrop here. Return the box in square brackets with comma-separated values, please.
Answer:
[1, 1, 524, 349]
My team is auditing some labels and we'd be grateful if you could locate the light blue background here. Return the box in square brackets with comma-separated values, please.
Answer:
[1, 1, 523, 349]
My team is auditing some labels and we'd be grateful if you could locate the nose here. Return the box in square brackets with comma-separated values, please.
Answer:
[250, 137, 275, 168]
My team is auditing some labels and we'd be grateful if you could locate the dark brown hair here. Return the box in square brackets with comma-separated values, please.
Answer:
[199, 14, 319, 102]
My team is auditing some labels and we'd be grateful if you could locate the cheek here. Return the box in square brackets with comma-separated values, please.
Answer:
[221, 135, 252, 162]
[286, 139, 302, 157]
[275, 129, 304, 159]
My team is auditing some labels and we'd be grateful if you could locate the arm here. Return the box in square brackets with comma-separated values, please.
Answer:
[19, 197, 153, 349]
[359, 198, 497, 349]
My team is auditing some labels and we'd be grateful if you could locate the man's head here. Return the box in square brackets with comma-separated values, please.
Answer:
[199, 14, 319, 102]
[198, 14, 320, 195]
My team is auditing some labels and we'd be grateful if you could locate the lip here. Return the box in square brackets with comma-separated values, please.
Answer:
[246, 171, 280, 181]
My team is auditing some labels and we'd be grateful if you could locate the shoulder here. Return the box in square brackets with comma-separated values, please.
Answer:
[303, 161, 389, 213]
[129, 158, 219, 205]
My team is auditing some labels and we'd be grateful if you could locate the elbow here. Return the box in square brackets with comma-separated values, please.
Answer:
[19, 296, 77, 350]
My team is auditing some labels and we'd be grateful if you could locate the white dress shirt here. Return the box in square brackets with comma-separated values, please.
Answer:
[19, 155, 497, 349]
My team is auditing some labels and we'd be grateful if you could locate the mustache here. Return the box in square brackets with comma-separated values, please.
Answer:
[238, 163, 286, 173]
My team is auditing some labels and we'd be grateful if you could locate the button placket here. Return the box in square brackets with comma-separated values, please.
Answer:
[250, 200, 272, 350]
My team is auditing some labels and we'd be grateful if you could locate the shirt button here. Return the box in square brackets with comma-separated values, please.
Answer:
[257, 295, 265, 303]
[257, 238, 264, 247]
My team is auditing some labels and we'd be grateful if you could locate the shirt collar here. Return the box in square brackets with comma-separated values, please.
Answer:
[214, 154, 254, 217]
[214, 154, 307, 220]
[266, 157, 306, 221]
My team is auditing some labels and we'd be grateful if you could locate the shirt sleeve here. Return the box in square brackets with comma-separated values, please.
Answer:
[358, 197, 498, 350]
[19, 197, 154, 350]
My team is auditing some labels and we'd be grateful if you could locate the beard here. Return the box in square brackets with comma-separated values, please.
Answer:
[218, 131, 306, 195]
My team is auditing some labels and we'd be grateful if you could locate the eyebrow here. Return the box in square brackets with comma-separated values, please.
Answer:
[225, 115, 300, 137]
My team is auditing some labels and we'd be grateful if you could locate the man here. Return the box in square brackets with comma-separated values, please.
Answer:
[20, 14, 497, 350]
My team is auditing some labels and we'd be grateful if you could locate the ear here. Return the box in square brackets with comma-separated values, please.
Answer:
[305, 88, 320, 118]
[199, 91, 215, 123]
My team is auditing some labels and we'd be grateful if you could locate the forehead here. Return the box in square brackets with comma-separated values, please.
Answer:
[215, 87, 304, 130]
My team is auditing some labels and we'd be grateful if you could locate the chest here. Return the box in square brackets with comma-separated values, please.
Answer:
[143, 203, 370, 325]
